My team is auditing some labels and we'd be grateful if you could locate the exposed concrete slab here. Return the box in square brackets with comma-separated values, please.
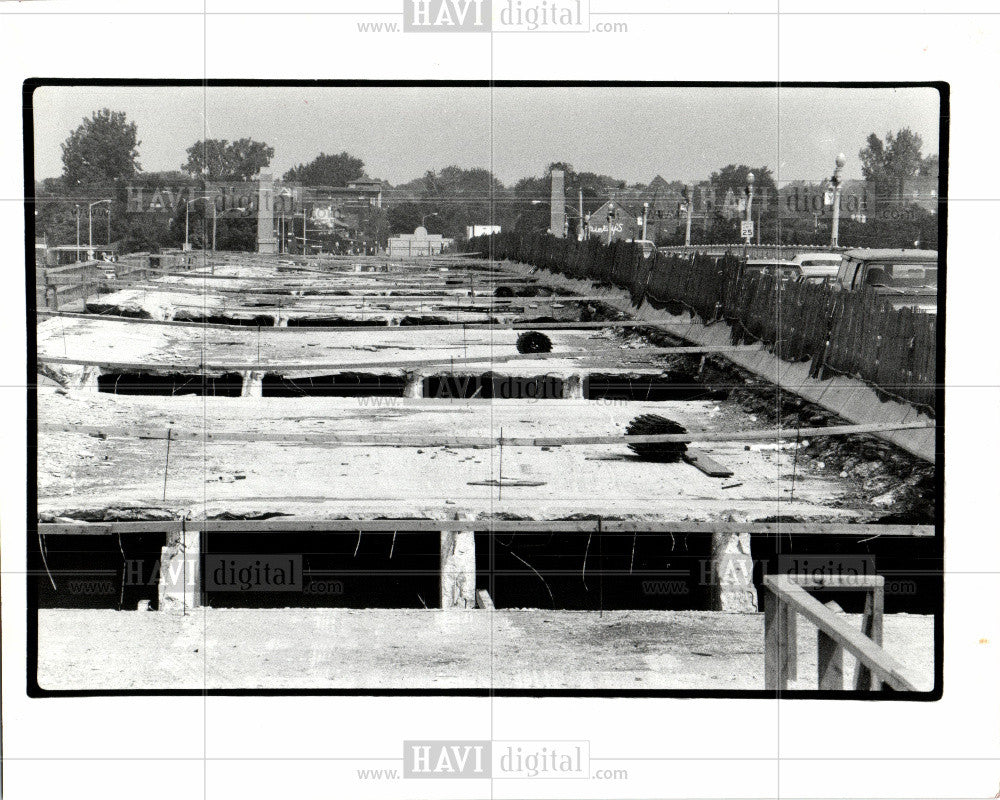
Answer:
[37, 390, 865, 523]
[36, 608, 934, 691]
[37, 316, 702, 380]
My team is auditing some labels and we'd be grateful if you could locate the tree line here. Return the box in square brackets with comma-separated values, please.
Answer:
[35, 108, 940, 254]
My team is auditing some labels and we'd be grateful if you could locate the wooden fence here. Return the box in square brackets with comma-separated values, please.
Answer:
[468, 233, 938, 415]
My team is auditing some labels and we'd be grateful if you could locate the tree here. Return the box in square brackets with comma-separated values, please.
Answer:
[859, 128, 926, 205]
[707, 164, 778, 239]
[182, 138, 274, 181]
[414, 166, 508, 239]
[919, 153, 939, 177]
[61, 109, 141, 187]
[283, 152, 366, 186]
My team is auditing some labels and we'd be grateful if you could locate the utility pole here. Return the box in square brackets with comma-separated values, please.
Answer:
[302, 208, 307, 255]
[578, 187, 584, 240]
[744, 172, 755, 258]
[607, 203, 616, 245]
[641, 202, 649, 240]
[830, 152, 846, 248]
[683, 183, 694, 246]
[75, 204, 80, 259]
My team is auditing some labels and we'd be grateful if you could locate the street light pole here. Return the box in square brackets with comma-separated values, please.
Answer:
[641, 202, 649, 240]
[830, 152, 846, 248]
[683, 183, 694, 246]
[75, 204, 81, 258]
[744, 172, 755, 257]
[607, 203, 616, 245]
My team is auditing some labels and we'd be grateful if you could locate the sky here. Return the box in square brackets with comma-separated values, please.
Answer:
[31, 85, 942, 187]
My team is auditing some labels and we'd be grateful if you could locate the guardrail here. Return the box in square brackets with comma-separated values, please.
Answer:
[763, 573, 918, 691]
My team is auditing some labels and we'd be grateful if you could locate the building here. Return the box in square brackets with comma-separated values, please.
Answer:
[586, 200, 642, 242]
[387, 225, 455, 257]
[466, 224, 501, 239]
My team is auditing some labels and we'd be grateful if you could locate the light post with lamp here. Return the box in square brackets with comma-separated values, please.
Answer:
[421, 212, 439, 228]
[743, 172, 755, 256]
[829, 153, 846, 248]
[683, 183, 694, 246]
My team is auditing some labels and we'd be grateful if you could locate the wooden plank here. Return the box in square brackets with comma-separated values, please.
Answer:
[476, 589, 495, 610]
[37, 420, 936, 449]
[817, 628, 845, 690]
[785, 574, 885, 590]
[854, 584, 886, 690]
[763, 575, 918, 691]
[37, 310, 694, 333]
[36, 519, 934, 536]
[786, 610, 799, 681]
[36, 345, 749, 374]
[764, 592, 790, 690]
[682, 449, 734, 478]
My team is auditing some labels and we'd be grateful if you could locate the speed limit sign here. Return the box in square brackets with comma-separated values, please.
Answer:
[740, 220, 754, 239]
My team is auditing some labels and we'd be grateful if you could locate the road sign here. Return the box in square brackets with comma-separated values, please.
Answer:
[741, 220, 754, 239]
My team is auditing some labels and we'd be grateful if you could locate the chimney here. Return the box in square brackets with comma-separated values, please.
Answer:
[550, 169, 566, 238]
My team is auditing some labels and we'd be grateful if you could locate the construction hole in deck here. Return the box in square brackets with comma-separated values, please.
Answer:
[262, 372, 407, 397]
[749, 532, 941, 614]
[84, 303, 152, 319]
[201, 530, 439, 609]
[399, 315, 453, 326]
[97, 371, 244, 396]
[423, 372, 564, 400]
[32, 532, 165, 610]
[173, 312, 275, 327]
[585, 372, 718, 401]
[479, 531, 714, 610]
[285, 317, 387, 327]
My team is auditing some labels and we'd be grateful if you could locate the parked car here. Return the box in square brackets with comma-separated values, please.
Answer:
[789, 253, 842, 285]
[743, 258, 800, 280]
[834, 248, 938, 312]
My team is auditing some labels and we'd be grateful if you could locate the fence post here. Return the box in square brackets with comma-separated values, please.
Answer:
[817, 628, 845, 690]
[764, 590, 791, 690]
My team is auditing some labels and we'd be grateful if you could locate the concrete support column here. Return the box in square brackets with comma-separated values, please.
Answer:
[158, 528, 201, 613]
[405, 371, 424, 399]
[563, 374, 585, 399]
[77, 366, 100, 392]
[257, 173, 278, 254]
[241, 370, 264, 397]
[440, 513, 476, 610]
[709, 531, 758, 612]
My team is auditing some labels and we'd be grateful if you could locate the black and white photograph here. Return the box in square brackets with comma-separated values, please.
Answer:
[3, 4, 999, 800]
[29, 82, 943, 695]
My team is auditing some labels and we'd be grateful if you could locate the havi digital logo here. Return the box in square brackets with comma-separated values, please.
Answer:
[404, 0, 589, 32]
[404, 0, 491, 31]
[403, 740, 491, 778]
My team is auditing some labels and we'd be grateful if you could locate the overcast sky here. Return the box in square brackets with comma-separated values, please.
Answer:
[31, 85, 941, 186]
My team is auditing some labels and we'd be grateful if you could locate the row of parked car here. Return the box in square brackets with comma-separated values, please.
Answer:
[743, 248, 938, 313]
